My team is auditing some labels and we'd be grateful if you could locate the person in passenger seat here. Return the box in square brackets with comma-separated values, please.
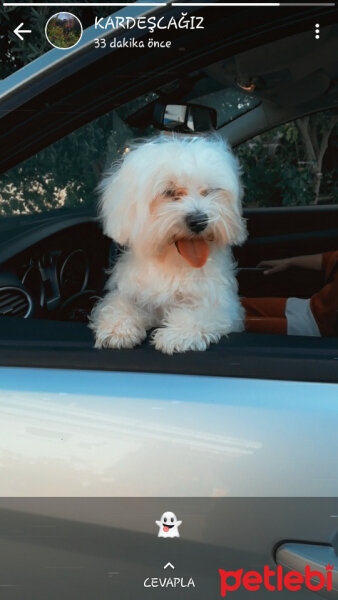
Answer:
[242, 250, 338, 336]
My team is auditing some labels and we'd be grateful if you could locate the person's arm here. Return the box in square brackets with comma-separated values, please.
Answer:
[258, 253, 323, 275]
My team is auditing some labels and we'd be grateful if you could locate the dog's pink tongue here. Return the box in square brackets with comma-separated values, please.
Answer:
[176, 238, 209, 268]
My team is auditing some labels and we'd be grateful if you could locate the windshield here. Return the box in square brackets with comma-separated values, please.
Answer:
[0, 82, 260, 218]
[190, 87, 259, 128]
[0, 94, 158, 218]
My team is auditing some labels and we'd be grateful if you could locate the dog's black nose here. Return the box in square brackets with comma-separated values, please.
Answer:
[185, 212, 208, 234]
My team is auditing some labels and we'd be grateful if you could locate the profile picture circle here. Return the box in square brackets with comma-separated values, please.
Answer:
[45, 12, 82, 50]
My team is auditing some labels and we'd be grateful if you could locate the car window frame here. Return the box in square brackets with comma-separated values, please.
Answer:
[0, 314, 337, 383]
[0, 6, 337, 384]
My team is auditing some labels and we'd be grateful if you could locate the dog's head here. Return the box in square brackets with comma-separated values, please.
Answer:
[99, 136, 247, 267]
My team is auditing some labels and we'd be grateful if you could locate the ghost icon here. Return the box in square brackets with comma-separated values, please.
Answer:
[156, 511, 182, 538]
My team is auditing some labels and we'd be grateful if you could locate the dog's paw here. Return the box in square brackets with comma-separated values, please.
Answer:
[151, 327, 217, 354]
[94, 319, 146, 349]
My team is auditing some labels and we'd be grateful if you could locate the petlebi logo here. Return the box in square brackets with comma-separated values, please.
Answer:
[218, 563, 333, 596]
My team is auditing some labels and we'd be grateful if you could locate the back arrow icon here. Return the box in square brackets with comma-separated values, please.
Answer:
[14, 23, 32, 41]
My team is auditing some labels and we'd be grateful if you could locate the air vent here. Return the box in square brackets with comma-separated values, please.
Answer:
[0, 287, 33, 318]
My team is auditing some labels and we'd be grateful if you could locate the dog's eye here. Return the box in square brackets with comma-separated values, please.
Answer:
[163, 188, 177, 199]
[201, 188, 218, 197]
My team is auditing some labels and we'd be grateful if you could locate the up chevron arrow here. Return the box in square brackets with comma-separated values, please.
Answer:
[164, 562, 175, 570]
[14, 23, 32, 41]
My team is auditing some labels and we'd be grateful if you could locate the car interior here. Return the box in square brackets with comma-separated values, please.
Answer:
[0, 18, 337, 382]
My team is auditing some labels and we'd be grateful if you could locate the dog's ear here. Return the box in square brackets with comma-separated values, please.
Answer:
[220, 188, 248, 247]
[220, 142, 247, 246]
[98, 156, 137, 245]
[232, 213, 248, 246]
[230, 182, 248, 246]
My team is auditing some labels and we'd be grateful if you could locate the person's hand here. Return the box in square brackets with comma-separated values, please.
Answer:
[257, 257, 291, 275]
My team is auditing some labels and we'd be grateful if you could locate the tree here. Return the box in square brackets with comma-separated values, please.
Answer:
[0, 2, 141, 216]
[0, 3, 132, 78]
[237, 113, 337, 208]
[0, 5, 337, 214]
[296, 113, 338, 204]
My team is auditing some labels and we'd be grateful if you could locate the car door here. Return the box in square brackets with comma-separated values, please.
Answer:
[0, 368, 337, 598]
[0, 4, 337, 599]
[237, 203, 338, 300]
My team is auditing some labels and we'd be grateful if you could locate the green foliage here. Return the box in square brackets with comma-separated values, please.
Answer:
[0, 3, 131, 78]
[0, 7, 49, 78]
[0, 111, 336, 216]
[0, 3, 145, 217]
[237, 117, 337, 207]
[0, 113, 114, 215]
[46, 19, 81, 49]
[0, 4, 336, 215]
[0, 103, 155, 216]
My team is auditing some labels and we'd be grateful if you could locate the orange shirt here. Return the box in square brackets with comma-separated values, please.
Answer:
[310, 251, 338, 337]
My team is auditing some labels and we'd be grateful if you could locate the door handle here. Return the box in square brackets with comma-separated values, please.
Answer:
[276, 543, 338, 598]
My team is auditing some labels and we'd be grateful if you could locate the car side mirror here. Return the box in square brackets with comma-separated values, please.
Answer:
[153, 103, 217, 133]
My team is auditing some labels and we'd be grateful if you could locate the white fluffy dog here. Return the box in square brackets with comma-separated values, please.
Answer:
[90, 135, 247, 354]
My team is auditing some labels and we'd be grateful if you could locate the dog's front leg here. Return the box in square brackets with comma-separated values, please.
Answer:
[90, 292, 150, 349]
[151, 306, 240, 354]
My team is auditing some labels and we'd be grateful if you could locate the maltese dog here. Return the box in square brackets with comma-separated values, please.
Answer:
[90, 135, 247, 354]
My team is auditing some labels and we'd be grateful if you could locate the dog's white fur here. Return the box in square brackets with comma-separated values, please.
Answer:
[90, 135, 247, 354]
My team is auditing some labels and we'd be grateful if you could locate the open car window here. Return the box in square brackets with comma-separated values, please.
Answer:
[0, 93, 158, 218]
[0, 13, 337, 384]
[237, 110, 337, 208]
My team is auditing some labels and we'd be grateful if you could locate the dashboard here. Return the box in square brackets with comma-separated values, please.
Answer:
[0, 213, 110, 322]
